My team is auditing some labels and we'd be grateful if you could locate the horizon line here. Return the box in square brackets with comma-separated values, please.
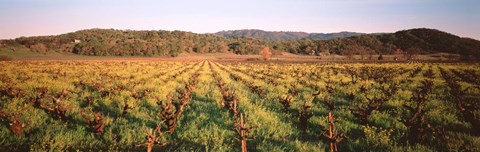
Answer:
[0, 27, 477, 41]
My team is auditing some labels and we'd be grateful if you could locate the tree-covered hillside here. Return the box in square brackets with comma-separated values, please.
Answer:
[213, 29, 365, 40]
[1, 28, 479, 59]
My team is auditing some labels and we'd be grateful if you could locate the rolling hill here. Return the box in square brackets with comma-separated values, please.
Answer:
[0, 28, 479, 59]
[213, 29, 365, 40]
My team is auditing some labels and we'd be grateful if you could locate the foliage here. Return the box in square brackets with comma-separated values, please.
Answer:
[0, 61, 479, 151]
[259, 46, 272, 61]
[1, 28, 479, 59]
[214, 29, 364, 41]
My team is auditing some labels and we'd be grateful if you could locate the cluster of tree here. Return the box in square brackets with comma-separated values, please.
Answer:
[214, 29, 364, 41]
[1, 28, 479, 59]
[1, 29, 271, 57]
[273, 28, 480, 59]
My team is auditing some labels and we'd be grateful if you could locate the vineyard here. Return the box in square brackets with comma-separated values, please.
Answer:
[0, 61, 479, 151]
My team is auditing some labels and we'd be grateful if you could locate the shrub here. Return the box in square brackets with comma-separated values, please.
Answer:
[378, 54, 384, 60]
[260, 46, 272, 61]
[0, 56, 12, 61]
[30, 43, 48, 53]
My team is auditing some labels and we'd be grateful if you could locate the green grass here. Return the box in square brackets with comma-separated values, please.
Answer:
[0, 61, 479, 151]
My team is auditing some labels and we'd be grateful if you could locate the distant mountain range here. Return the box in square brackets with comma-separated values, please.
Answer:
[213, 29, 366, 40]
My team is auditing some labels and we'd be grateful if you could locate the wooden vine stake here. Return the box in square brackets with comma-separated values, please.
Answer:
[137, 121, 168, 152]
[233, 113, 256, 152]
[0, 107, 30, 136]
[157, 92, 178, 133]
[279, 95, 293, 114]
[321, 84, 347, 152]
[79, 108, 105, 134]
[298, 100, 313, 132]
[323, 109, 346, 152]
[122, 100, 135, 117]
[400, 79, 436, 144]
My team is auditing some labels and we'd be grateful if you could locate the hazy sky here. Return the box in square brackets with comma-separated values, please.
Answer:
[0, 0, 479, 40]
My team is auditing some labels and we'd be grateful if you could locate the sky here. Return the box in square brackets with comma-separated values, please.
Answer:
[0, 0, 479, 40]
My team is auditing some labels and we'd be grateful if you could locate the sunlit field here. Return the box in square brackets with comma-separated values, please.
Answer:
[1, 61, 479, 151]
